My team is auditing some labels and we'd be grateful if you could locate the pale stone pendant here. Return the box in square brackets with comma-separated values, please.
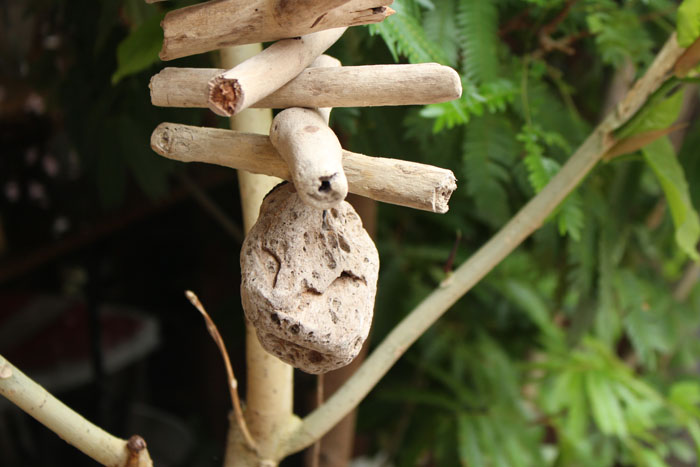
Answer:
[241, 182, 379, 374]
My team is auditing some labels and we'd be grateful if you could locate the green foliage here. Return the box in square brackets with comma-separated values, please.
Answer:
[112, 12, 164, 84]
[355, 1, 700, 465]
[20, 0, 700, 465]
[643, 137, 700, 261]
[456, 0, 500, 84]
[678, 0, 700, 47]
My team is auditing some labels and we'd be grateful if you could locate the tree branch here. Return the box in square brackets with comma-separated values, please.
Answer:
[218, 43, 294, 467]
[278, 33, 686, 458]
[185, 291, 257, 453]
[150, 123, 457, 214]
[159, 0, 393, 61]
[207, 28, 346, 116]
[149, 63, 461, 109]
[0, 354, 153, 467]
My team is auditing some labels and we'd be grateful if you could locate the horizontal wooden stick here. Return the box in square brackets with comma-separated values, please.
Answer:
[207, 28, 346, 116]
[150, 63, 462, 110]
[150, 123, 456, 214]
[159, 0, 393, 61]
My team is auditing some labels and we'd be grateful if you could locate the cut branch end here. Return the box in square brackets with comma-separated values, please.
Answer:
[208, 76, 243, 117]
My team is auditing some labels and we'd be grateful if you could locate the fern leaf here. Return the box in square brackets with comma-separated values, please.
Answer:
[463, 115, 518, 227]
[423, 0, 459, 66]
[456, 0, 500, 84]
[370, 0, 449, 64]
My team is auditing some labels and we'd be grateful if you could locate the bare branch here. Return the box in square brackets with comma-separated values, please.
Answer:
[278, 33, 687, 458]
[185, 291, 258, 453]
[0, 354, 153, 467]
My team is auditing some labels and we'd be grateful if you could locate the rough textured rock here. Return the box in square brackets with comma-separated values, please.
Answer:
[241, 183, 379, 374]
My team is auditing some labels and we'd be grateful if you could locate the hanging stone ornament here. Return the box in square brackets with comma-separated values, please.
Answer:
[241, 183, 379, 374]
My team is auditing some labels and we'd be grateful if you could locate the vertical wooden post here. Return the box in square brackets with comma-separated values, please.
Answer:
[220, 44, 294, 467]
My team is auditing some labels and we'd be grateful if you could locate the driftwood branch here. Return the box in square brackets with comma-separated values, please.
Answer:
[269, 55, 347, 209]
[207, 28, 346, 116]
[0, 354, 153, 467]
[150, 123, 457, 214]
[150, 63, 462, 110]
[277, 33, 687, 458]
[159, 0, 393, 61]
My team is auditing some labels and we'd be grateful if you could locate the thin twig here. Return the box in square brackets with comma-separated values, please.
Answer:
[185, 290, 258, 452]
[278, 33, 686, 458]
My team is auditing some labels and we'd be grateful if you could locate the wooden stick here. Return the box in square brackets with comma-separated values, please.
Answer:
[150, 63, 462, 110]
[150, 123, 457, 214]
[269, 55, 347, 209]
[0, 355, 153, 467]
[159, 0, 393, 61]
[207, 28, 346, 116]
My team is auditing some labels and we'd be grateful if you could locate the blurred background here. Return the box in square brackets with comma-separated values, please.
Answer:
[2, 0, 700, 466]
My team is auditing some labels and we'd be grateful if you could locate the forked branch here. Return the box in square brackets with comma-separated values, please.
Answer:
[0, 355, 153, 467]
[278, 33, 687, 458]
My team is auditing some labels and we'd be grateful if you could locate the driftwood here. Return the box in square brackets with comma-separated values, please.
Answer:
[269, 55, 347, 209]
[149, 63, 462, 110]
[207, 28, 346, 116]
[150, 123, 457, 214]
[159, 0, 393, 61]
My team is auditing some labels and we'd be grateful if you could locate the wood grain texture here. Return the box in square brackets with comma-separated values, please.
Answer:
[150, 63, 462, 110]
[207, 28, 346, 116]
[159, 0, 393, 61]
[150, 123, 457, 213]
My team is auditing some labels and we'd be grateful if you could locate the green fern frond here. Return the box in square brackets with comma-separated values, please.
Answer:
[423, 0, 459, 66]
[519, 125, 584, 240]
[456, 0, 500, 84]
[463, 115, 518, 227]
[369, 0, 449, 64]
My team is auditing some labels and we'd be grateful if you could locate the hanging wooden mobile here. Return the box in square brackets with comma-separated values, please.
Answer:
[147, 0, 462, 373]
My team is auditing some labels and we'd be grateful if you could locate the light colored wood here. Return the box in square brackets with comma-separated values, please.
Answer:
[159, 0, 393, 61]
[270, 108, 347, 209]
[208, 28, 346, 116]
[268, 55, 345, 209]
[151, 123, 457, 214]
[0, 355, 153, 467]
[219, 44, 293, 467]
[150, 63, 462, 110]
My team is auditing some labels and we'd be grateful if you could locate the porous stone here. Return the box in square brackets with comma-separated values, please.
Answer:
[241, 183, 379, 374]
